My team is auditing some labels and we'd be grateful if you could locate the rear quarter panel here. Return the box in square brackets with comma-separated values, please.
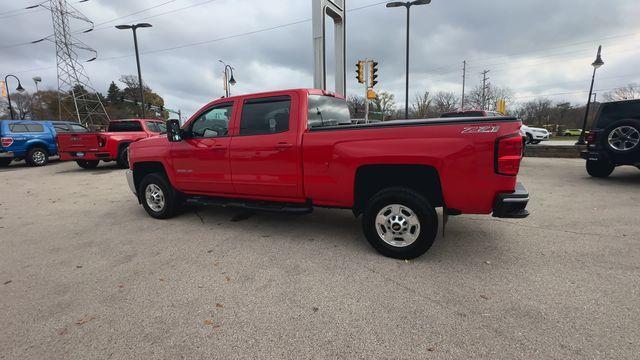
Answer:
[302, 120, 522, 213]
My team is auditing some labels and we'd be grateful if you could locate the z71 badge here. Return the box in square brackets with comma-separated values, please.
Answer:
[461, 126, 500, 134]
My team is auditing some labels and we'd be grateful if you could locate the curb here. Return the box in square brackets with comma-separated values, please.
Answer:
[524, 145, 586, 158]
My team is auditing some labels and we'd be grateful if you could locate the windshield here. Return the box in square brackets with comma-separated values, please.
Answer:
[307, 95, 351, 128]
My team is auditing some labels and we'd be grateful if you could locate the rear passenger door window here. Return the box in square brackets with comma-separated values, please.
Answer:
[239, 96, 291, 136]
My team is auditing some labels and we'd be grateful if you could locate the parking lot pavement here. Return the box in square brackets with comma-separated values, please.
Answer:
[1, 158, 638, 359]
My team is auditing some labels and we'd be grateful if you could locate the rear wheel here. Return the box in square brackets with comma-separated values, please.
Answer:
[26, 147, 49, 167]
[586, 160, 615, 178]
[76, 160, 99, 169]
[0, 158, 11, 167]
[362, 187, 438, 259]
[139, 173, 179, 219]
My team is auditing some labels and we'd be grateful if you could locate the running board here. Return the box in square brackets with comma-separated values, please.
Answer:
[185, 196, 313, 215]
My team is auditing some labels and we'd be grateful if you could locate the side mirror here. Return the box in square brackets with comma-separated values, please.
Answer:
[166, 119, 182, 142]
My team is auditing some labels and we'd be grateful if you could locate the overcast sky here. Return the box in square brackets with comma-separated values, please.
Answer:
[1, 0, 639, 118]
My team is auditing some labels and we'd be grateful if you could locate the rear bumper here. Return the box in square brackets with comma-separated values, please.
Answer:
[59, 151, 112, 161]
[0, 151, 14, 158]
[493, 182, 530, 218]
[580, 150, 607, 162]
[126, 170, 137, 196]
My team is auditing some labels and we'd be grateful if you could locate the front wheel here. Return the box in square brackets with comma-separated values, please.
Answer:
[139, 173, 179, 219]
[76, 160, 100, 169]
[530, 140, 541, 145]
[586, 160, 615, 178]
[362, 187, 438, 259]
[0, 158, 11, 167]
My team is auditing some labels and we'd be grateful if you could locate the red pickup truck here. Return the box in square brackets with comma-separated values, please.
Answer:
[126, 89, 529, 259]
[57, 119, 166, 169]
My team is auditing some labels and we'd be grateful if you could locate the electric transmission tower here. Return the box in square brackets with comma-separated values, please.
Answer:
[29, 0, 109, 127]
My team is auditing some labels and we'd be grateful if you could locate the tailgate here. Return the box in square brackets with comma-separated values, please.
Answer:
[56, 133, 101, 152]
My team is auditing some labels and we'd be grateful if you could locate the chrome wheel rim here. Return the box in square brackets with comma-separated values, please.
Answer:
[145, 184, 165, 212]
[608, 126, 639, 151]
[375, 204, 421, 247]
[33, 151, 46, 165]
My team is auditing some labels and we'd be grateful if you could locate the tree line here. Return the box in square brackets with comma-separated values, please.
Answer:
[348, 83, 639, 129]
[0, 75, 168, 121]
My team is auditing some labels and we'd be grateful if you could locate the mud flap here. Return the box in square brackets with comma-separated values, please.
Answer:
[435, 207, 446, 242]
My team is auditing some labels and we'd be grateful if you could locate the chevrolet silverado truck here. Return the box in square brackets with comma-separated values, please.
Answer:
[57, 119, 166, 169]
[126, 89, 529, 259]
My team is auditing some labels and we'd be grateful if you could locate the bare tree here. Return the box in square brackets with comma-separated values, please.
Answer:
[604, 84, 640, 101]
[433, 91, 460, 114]
[467, 84, 513, 111]
[371, 92, 396, 121]
[411, 91, 431, 119]
[347, 95, 366, 118]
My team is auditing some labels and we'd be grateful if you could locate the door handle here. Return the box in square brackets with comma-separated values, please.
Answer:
[211, 144, 227, 151]
[275, 142, 293, 150]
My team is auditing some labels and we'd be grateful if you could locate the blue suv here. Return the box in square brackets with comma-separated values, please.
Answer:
[0, 120, 89, 167]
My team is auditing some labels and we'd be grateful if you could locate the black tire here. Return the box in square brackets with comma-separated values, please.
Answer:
[586, 160, 615, 178]
[0, 158, 11, 167]
[602, 119, 640, 155]
[76, 160, 100, 169]
[362, 187, 438, 259]
[530, 140, 541, 145]
[116, 144, 130, 169]
[526, 133, 534, 144]
[139, 173, 179, 219]
[26, 147, 49, 167]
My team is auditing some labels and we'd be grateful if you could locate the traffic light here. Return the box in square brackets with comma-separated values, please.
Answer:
[370, 61, 378, 88]
[356, 61, 364, 84]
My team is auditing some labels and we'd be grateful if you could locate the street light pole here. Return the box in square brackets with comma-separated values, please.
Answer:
[577, 45, 604, 145]
[219, 60, 236, 97]
[386, 0, 431, 120]
[116, 23, 152, 118]
[4, 74, 26, 119]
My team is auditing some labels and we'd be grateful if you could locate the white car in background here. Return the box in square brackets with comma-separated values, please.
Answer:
[521, 125, 550, 144]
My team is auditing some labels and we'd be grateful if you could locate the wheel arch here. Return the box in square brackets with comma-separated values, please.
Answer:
[353, 164, 444, 216]
[132, 161, 169, 195]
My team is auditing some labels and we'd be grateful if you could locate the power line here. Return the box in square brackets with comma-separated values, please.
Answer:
[88, 0, 220, 32]
[91, 0, 181, 28]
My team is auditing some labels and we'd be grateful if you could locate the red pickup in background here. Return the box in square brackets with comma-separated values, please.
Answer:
[57, 119, 166, 169]
[126, 89, 529, 259]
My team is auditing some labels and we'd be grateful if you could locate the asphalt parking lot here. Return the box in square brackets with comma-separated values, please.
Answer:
[1, 158, 639, 359]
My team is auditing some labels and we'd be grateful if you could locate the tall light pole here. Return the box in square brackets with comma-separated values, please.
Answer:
[4, 74, 26, 119]
[577, 45, 604, 145]
[32, 76, 42, 93]
[219, 60, 236, 97]
[386, 0, 431, 120]
[116, 23, 152, 118]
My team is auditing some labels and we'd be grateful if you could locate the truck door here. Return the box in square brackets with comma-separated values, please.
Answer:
[229, 94, 301, 199]
[170, 102, 235, 194]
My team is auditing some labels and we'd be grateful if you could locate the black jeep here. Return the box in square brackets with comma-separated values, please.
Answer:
[580, 99, 640, 177]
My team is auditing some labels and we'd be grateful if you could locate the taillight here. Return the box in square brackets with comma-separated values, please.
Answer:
[97, 134, 106, 147]
[495, 134, 523, 176]
[585, 131, 597, 144]
[1, 137, 14, 147]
